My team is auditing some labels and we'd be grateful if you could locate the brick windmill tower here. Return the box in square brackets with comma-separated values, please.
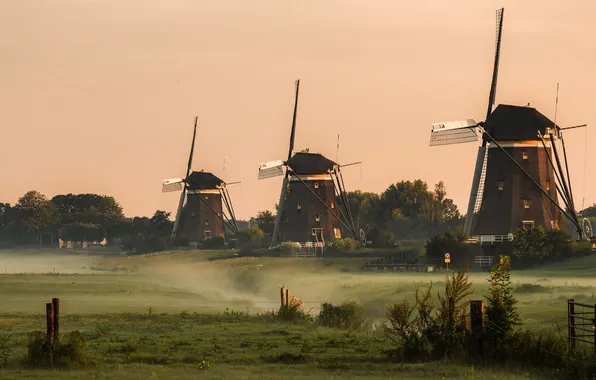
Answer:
[429, 8, 590, 246]
[258, 80, 364, 247]
[162, 117, 240, 243]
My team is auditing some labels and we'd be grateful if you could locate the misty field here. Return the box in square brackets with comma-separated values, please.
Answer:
[1, 248, 595, 378]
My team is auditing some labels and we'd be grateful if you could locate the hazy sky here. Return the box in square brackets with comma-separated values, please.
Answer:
[2, 0, 595, 219]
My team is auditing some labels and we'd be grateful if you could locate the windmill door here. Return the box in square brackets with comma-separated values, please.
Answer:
[311, 228, 324, 243]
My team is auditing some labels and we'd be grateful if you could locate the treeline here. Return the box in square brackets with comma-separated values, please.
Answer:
[1, 179, 463, 253]
[243, 179, 464, 242]
[0, 191, 172, 252]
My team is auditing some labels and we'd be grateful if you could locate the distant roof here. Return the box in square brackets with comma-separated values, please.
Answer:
[484, 104, 555, 141]
[286, 152, 337, 175]
[186, 171, 224, 190]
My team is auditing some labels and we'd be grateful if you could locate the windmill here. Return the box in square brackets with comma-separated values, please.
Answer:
[429, 8, 591, 243]
[258, 80, 364, 248]
[162, 117, 240, 243]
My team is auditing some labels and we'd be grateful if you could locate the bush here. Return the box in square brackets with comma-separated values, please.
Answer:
[318, 299, 365, 330]
[513, 226, 572, 263]
[281, 241, 297, 253]
[59, 223, 104, 242]
[331, 238, 359, 251]
[384, 269, 473, 360]
[236, 226, 264, 249]
[278, 295, 312, 324]
[26, 330, 89, 367]
[424, 230, 466, 259]
[203, 236, 225, 249]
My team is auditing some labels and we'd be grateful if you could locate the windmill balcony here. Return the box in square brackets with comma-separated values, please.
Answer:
[473, 234, 514, 245]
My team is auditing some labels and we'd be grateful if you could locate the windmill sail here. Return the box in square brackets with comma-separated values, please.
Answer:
[258, 160, 285, 180]
[466, 7, 504, 236]
[486, 7, 504, 120]
[270, 80, 300, 247]
[162, 178, 185, 193]
[429, 120, 479, 146]
[171, 116, 198, 238]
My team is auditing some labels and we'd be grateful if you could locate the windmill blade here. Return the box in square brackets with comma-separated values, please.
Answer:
[225, 181, 241, 186]
[430, 119, 479, 146]
[258, 160, 285, 180]
[486, 7, 504, 119]
[185, 116, 199, 180]
[285, 80, 300, 177]
[162, 178, 185, 193]
[559, 124, 587, 131]
[339, 161, 362, 169]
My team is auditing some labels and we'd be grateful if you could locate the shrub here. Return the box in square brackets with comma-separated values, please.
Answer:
[174, 237, 189, 247]
[384, 268, 473, 360]
[59, 223, 104, 242]
[236, 226, 264, 249]
[331, 238, 359, 251]
[513, 282, 548, 294]
[26, 330, 89, 367]
[281, 241, 297, 253]
[203, 236, 225, 249]
[424, 230, 466, 259]
[278, 295, 312, 324]
[318, 299, 364, 330]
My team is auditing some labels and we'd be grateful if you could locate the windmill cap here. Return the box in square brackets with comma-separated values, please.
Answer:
[485, 104, 555, 141]
[286, 151, 337, 175]
[186, 171, 224, 190]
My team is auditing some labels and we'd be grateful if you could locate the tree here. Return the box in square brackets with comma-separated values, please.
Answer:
[255, 210, 275, 234]
[484, 256, 520, 341]
[15, 191, 58, 233]
[149, 210, 172, 235]
[236, 226, 263, 245]
[425, 229, 466, 259]
[579, 204, 596, 218]
[513, 226, 571, 262]
[51, 193, 125, 228]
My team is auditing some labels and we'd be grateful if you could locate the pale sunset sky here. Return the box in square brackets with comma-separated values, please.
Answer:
[1, 0, 595, 219]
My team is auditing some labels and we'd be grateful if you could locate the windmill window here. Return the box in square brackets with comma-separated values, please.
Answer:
[205, 220, 209, 226]
[315, 214, 321, 222]
[334, 228, 341, 239]
[191, 212, 195, 217]
[550, 220, 559, 230]
[204, 230, 212, 239]
[314, 182, 319, 189]
[546, 180, 551, 191]
[522, 221, 534, 231]
[204, 195, 209, 200]
[297, 203, 302, 210]
[523, 199, 531, 209]
[497, 181, 504, 191]
[330, 202, 335, 209]
[522, 151, 529, 160]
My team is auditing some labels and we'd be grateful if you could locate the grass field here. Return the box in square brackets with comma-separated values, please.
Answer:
[1, 248, 595, 378]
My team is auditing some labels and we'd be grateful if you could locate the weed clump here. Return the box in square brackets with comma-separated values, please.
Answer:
[26, 330, 90, 367]
[513, 282, 548, 294]
[318, 299, 364, 330]
[278, 295, 312, 323]
[384, 269, 473, 360]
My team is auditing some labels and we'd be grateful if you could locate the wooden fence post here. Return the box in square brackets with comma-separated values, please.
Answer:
[285, 288, 290, 308]
[280, 286, 285, 308]
[469, 300, 484, 357]
[46, 302, 55, 363]
[568, 299, 576, 352]
[52, 298, 60, 343]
